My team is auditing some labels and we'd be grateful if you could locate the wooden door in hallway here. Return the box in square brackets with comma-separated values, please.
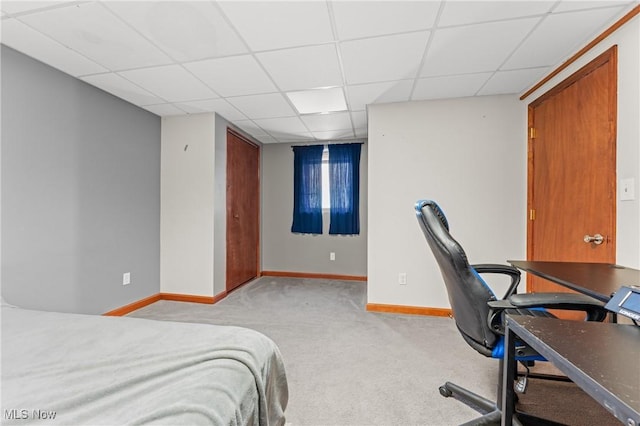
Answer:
[226, 129, 260, 292]
[527, 47, 617, 316]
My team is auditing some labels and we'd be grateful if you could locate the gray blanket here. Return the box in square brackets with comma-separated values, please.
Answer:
[1, 304, 288, 425]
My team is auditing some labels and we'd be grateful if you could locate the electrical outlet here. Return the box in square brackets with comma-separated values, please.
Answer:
[123, 272, 131, 286]
[398, 272, 407, 285]
[330, 252, 336, 261]
[620, 178, 635, 201]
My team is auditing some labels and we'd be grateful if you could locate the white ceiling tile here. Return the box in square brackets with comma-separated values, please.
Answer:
[17, 2, 172, 70]
[504, 7, 630, 70]
[286, 87, 347, 114]
[256, 44, 343, 91]
[253, 116, 309, 136]
[1, 1, 74, 15]
[175, 98, 246, 121]
[478, 67, 549, 96]
[301, 112, 352, 132]
[1, 18, 107, 76]
[141, 103, 187, 116]
[351, 111, 368, 130]
[119, 65, 217, 102]
[553, 1, 630, 13]
[103, 1, 246, 63]
[254, 134, 279, 144]
[312, 129, 355, 141]
[421, 18, 539, 77]
[272, 133, 316, 143]
[347, 80, 414, 111]
[413, 73, 494, 100]
[438, 1, 554, 26]
[233, 120, 269, 137]
[81, 73, 164, 106]
[354, 128, 368, 138]
[218, 1, 333, 51]
[227, 93, 296, 120]
[341, 31, 429, 84]
[332, 1, 440, 39]
[185, 55, 277, 97]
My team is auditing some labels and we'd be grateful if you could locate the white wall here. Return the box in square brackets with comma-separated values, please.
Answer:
[367, 95, 527, 308]
[161, 114, 216, 296]
[524, 14, 640, 268]
[261, 142, 368, 276]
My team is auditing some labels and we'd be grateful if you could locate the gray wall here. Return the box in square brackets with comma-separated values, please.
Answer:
[1, 46, 161, 314]
[261, 142, 367, 277]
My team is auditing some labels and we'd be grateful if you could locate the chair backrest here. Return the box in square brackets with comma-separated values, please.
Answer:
[415, 200, 498, 356]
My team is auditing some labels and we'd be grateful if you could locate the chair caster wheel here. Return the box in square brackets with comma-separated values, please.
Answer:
[439, 386, 453, 398]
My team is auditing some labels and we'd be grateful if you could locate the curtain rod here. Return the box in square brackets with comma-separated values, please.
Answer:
[290, 141, 365, 147]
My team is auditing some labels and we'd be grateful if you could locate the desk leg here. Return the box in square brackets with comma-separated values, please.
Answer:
[501, 326, 517, 426]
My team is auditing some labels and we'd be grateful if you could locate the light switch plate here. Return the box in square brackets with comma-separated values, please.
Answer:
[620, 178, 635, 201]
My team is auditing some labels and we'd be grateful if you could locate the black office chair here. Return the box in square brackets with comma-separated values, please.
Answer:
[414, 200, 607, 425]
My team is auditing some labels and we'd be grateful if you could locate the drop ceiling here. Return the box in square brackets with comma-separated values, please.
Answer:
[1, 1, 636, 144]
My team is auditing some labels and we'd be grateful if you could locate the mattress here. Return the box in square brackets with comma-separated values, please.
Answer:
[1, 303, 288, 425]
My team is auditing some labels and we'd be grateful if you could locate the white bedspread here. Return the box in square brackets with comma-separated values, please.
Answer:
[1, 304, 288, 425]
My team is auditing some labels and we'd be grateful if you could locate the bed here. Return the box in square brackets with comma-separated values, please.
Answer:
[1, 301, 288, 425]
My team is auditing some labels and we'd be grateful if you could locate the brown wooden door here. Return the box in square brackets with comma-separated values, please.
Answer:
[226, 129, 260, 292]
[528, 47, 617, 312]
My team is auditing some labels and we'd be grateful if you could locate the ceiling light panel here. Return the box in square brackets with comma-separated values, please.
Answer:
[347, 80, 414, 111]
[185, 55, 277, 97]
[286, 87, 347, 114]
[1, 18, 107, 76]
[217, 1, 334, 51]
[413, 73, 493, 100]
[256, 44, 343, 91]
[227, 93, 296, 120]
[118, 65, 217, 102]
[340, 31, 429, 84]
[503, 7, 628, 70]
[103, 1, 247, 63]
[331, 1, 440, 39]
[438, 1, 554, 27]
[81, 73, 164, 106]
[17, 2, 172, 70]
[421, 18, 539, 77]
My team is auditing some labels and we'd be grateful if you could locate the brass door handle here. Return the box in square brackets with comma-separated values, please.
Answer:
[583, 234, 604, 245]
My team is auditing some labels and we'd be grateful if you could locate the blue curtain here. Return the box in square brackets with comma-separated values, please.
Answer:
[291, 145, 324, 234]
[328, 143, 361, 235]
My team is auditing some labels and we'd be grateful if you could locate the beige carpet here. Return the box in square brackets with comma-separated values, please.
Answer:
[128, 277, 616, 426]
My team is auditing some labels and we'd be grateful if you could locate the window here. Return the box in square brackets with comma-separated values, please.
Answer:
[291, 143, 361, 235]
[321, 147, 330, 209]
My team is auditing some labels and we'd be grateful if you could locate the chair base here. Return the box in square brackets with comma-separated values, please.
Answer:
[439, 381, 564, 426]
[440, 381, 505, 426]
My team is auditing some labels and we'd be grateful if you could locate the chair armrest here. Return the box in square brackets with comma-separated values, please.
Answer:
[472, 264, 521, 299]
[508, 292, 607, 322]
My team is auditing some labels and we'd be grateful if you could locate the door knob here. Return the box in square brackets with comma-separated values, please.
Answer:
[583, 234, 604, 245]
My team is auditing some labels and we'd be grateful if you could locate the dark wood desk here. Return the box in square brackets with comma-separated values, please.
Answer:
[508, 260, 640, 302]
[502, 315, 640, 426]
